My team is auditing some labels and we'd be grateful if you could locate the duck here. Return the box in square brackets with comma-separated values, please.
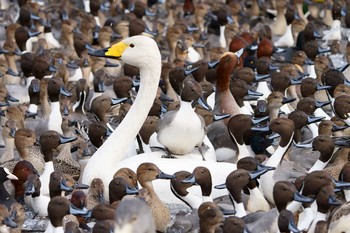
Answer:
[307, 183, 341, 233]
[251, 117, 296, 204]
[0, 167, 18, 210]
[214, 168, 273, 218]
[45, 196, 88, 233]
[328, 201, 350, 233]
[0, 120, 17, 167]
[83, 35, 238, 205]
[198, 202, 224, 233]
[108, 176, 138, 204]
[11, 160, 38, 203]
[92, 220, 114, 233]
[246, 181, 313, 233]
[136, 162, 174, 232]
[86, 178, 106, 210]
[157, 78, 214, 160]
[9, 202, 25, 233]
[39, 130, 77, 197]
[14, 128, 45, 174]
[267, 91, 296, 121]
[114, 198, 156, 233]
[213, 50, 243, 117]
[277, 209, 300, 233]
[0, 204, 17, 233]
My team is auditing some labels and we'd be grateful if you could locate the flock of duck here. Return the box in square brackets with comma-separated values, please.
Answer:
[2, 0, 350, 232]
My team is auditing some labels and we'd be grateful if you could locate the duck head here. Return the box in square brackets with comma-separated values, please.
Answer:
[181, 166, 212, 197]
[137, 163, 175, 185]
[49, 171, 73, 198]
[113, 167, 138, 188]
[39, 130, 77, 162]
[25, 173, 41, 197]
[89, 178, 106, 204]
[109, 177, 139, 204]
[198, 202, 224, 232]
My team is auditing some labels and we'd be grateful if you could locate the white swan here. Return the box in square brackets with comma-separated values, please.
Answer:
[82, 36, 236, 204]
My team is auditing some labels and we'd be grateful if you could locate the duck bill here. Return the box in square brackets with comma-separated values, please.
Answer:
[184, 66, 199, 76]
[243, 95, 259, 101]
[4, 216, 17, 228]
[318, 47, 331, 54]
[235, 48, 244, 59]
[193, 43, 205, 48]
[294, 142, 313, 148]
[6, 68, 20, 77]
[60, 180, 73, 192]
[181, 175, 196, 185]
[255, 74, 270, 81]
[59, 86, 73, 97]
[144, 26, 157, 36]
[328, 195, 342, 206]
[28, 31, 42, 37]
[332, 124, 348, 132]
[251, 125, 270, 132]
[125, 185, 139, 195]
[111, 97, 128, 105]
[82, 148, 91, 157]
[333, 180, 350, 189]
[4, 167, 18, 180]
[31, 81, 40, 93]
[25, 183, 35, 196]
[251, 116, 270, 125]
[105, 127, 113, 137]
[186, 25, 199, 32]
[9, 128, 16, 138]
[159, 92, 174, 102]
[219, 206, 236, 216]
[0, 102, 9, 107]
[97, 80, 106, 92]
[59, 135, 77, 144]
[293, 192, 314, 203]
[25, 111, 37, 119]
[30, 13, 41, 21]
[69, 206, 90, 215]
[316, 84, 331, 91]
[267, 132, 280, 140]
[290, 79, 302, 85]
[307, 116, 325, 124]
[214, 183, 227, 189]
[194, 97, 212, 111]
[98, 194, 105, 203]
[249, 165, 275, 179]
[336, 63, 350, 73]
[282, 97, 296, 104]
[313, 31, 322, 38]
[104, 60, 119, 68]
[0, 47, 9, 54]
[6, 94, 18, 102]
[157, 171, 175, 180]
[304, 58, 314, 65]
[208, 60, 219, 69]
[62, 106, 70, 116]
[247, 89, 263, 97]
[66, 61, 79, 69]
[288, 220, 301, 233]
[145, 8, 156, 17]
[73, 183, 90, 189]
[315, 100, 331, 108]
[48, 65, 57, 73]
[213, 113, 231, 121]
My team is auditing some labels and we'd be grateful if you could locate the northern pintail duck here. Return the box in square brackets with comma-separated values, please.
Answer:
[223, 216, 250, 233]
[0, 167, 18, 210]
[86, 178, 106, 210]
[215, 167, 272, 218]
[157, 78, 214, 160]
[45, 196, 88, 233]
[198, 202, 224, 233]
[328, 201, 350, 233]
[251, 117, 296, 204]
[114, 198, 156, 233]
[270, 0, 288, 36]
[14, 128, 45, 174]
[267, 91, 296, 120]
[108, 176, 138, 204]
[39, 130, 77, 197]
[0, 120, 17, 167]
[136, 162, 174, 232]
[277, 209, 300, 233]
[246, 180, 313, 233]
[308, 183, 341, 233]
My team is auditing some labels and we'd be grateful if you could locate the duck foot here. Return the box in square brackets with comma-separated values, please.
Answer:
[161, 149, 178, 159]
[198, 143, 209, 161]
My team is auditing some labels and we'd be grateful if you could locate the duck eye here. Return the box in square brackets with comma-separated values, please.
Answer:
[130, 44, 135, 48]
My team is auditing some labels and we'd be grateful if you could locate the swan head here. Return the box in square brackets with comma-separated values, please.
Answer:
[89, 35, 161, 69]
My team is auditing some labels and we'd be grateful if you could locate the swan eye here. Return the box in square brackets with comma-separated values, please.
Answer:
[130, 44, 135, 48]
